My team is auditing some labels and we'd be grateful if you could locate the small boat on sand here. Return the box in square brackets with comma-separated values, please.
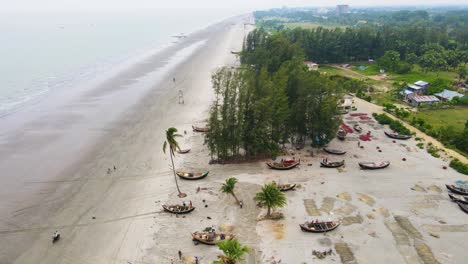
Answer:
[320, 159, 345, 168]
[300, 221, 340, 233]
[446, 184, 468, 196]
[192, 125, 209, 132]
[359, 161, 390, 170]
[177, 149, 191, 154]
[384, 131, 411, 140]
[162, 204, 195, 214]
[266, 160, 300, 170]
[448, 193, 468, 204]
[176, 171, 209, 180]
[456, 201, 468, 214]
[277, 183, 296, 192]
[353, 124, 362, 133]
[323, 148, 346, 155]
[192, 231, 234, 245]
[337, 129, 346, 140]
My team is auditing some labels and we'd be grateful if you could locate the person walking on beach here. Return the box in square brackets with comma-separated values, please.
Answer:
[178, 250, 182, 260]
[195, 256, 199, 264]
[358, 141, 360, 147]
[239, 200, 243, 208]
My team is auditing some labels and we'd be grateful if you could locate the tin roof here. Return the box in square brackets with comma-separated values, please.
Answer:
[409, 95, 440, 103]
[414, 80, 429, 87]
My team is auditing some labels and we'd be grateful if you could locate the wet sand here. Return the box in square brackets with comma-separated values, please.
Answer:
[0, 15, 252, 264]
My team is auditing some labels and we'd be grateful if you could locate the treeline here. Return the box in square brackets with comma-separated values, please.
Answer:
[205, 29, 343, 161]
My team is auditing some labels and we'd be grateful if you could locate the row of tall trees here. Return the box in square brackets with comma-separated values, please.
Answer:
[205, 29, 342, 161]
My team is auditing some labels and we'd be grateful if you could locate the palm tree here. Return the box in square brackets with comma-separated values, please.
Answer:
[220, 177, 239, 205]
[163, 127, 186, 198]
[254, 183, 286, 217]
[214, 239, 250, 264]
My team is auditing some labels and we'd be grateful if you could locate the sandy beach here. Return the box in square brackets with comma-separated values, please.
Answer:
[1, 13, 467, 264]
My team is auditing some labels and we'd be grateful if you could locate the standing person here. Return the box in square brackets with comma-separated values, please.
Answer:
[173, 77, 176, 83]
[170, 257, 174, 264]
[358, 141, 360, 147]
[239, 200, 243, 208]
[178, 250, 182, 260]
[195, 256, 199, 264]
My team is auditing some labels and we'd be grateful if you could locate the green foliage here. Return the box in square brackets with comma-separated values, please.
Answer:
[221, 178, 238, 196]
[254, 183, 287, 217]
[426, 145, 441, 158]
[372, 113, 411, 135]
[214, 239, 250, 264]
[450, 159, 468, 175]
[426, 78, 450, 95]
[416, 142, 424, 149]
[378, 50, 401, 72]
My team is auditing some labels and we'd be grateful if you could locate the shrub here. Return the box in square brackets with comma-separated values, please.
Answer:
[449, 159, 468, 175]
[427, 145, 440, 158]
[372, 113, 411, 135]
[416, 142, 424, 149]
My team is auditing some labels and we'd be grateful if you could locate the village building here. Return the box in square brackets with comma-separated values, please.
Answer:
[400, 80, 429, 100]
[434, 89, 465, 101]
[304, 61, 319, 71]
[407, 94, 440, 107]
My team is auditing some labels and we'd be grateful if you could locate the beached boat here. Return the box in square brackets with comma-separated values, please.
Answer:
[337, 109, 349, 115]
[191, 231, 234, 245]
[277, 183, 296, 192]
[384, 131, 411, 140]
[266, 160, 300, 170]
[192, 125, 209, 132]
[323, 148, 346, 155]
[176, 171, 209, 180]
[353, 124, 362, 133]
[446, 184, 468, 196]
[448, 193, 468, 204]
[162, 204, 195, 214]
[177, 149, 191, 154]
[320, 160, 345, 168]
[359, 161, 390, 170]
[299, 221, 340, 233]
[456, 201, 468, 214]
[337, 129, 346, 140]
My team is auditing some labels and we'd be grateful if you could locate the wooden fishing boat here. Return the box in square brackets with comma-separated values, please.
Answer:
[176, 171, 209, 180]
[384, 131, 411, 140]
[277, 183, 296, 192]
[320, 160, 345, 168]
[266, 160, 300, 170]
[456, 201, 468, 214]
[300, 221, 340, 233]
[323, 148, 346, 155]
[162, 204, 195, 214]
[448, 193, 468, 204]
[337, 129, 346, 140]
[446, 184, 468, 196]
[191, 231, 234, 245]
[177, 149, 191, 154]
[192, 125, 209, 132]
[353, 124, 362, 133]
[359, 161, 390, 170]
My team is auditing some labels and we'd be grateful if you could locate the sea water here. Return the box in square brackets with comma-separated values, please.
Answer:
[0, 9, 239, 116]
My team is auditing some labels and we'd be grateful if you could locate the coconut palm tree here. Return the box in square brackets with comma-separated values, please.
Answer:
[163, 127, 186, 198]
[254, 183, 286, 217]
[220, 177, 239, 205]
[213, 239, 250, 264]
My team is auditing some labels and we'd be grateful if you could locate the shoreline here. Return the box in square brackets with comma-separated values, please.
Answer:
[0, 15, 251, 263]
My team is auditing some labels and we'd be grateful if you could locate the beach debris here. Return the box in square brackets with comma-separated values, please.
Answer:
[342, 214, 363, 226]
[438, 220, 446, 224]
[320, 197, 336, 213]
[378, 150, 382, 152]
[312, 249, 333, 259]
[442, 166, 447, 170]
[107, 168, 111, 174]
[427, 185, 442, 193]
[376, 207, 390, 218]
[429, 232, 440, 238]
[414, 241, 441, 264]
[303, 199, 321, 216]
[207, 216, 211, 219]
[367, 213, 376, 219]
[333, 204, 357, 216]
[113, 165, 116, 170]
[321, 182, 325, 184]
[336, 192, 352, 201]
[92, 216, 96, 219]
[402, 158, 406, 161]
[394, 216, 423, 239]
[411, 184, 426, 192]
[357, 193, 375, 206]
[334, 242, 357, 264]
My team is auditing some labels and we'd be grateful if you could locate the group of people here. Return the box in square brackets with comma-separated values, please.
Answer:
[169, 200, 193, 212]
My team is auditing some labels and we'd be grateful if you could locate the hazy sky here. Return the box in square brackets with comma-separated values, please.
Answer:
[2, 0, 463, 13]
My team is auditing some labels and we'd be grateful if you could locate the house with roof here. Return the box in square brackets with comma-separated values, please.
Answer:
[407, 94, 440, 107]
[400, 80, 430, 100]
[434, 89, 465, 101]
[304, 61, 319, 71]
